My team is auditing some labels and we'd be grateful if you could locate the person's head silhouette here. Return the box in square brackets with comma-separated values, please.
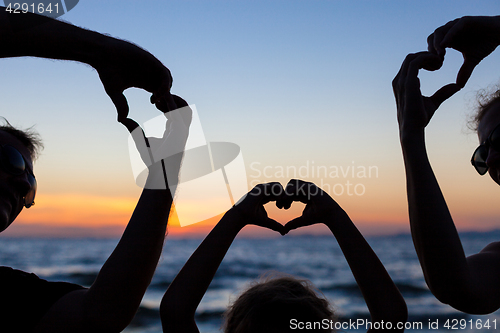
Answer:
[0, 119, 42, 232]
[223, 273, 336, 333]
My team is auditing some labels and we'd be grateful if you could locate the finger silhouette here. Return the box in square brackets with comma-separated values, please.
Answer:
[265, 217, 287, 236]
[430, 83, 461, 108]
[154, 94, 174, 113]
[283, 216, 308, 233]
[456, 58, 478, 88]
[119, 117, 140, 134]
[427, 33, 436, 54]
[108, 91, 130, 122]
[276, 196, 292, 210]
[170, 95, 192, 127]
[120, 118, 153, 166]
[172, 95, 188, 108]
[165, 94, 178, 112]
[276, 184, 295, 209]
[151, 78, 177, 113]
[261, 182, 285, 205]
[439, 18, 462, 49]
[151, 77, 172, 101]
[426, 34, 445, 67]
[396, 52, 421, 82]
[407, 52, 442, 79]
[277, 179, 311, 209]
[240, 182, 284, 208]
[431, 18, 459, 56]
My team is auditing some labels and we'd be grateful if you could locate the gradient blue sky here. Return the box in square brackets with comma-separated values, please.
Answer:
[1, 0, 500, 236]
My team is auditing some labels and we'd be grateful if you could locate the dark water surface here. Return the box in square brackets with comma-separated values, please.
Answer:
[2, 231, 500, 332]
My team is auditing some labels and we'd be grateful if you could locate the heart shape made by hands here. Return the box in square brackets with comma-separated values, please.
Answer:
[236, 180, 339, 236]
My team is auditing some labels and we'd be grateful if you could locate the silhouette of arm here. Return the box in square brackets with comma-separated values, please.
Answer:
[394, 51, 500, 314]
[34, 99, 191, 332]
[281, 180, 407, 332]
[0, 6, 175, 117]
[34, 190, 174, 333]
[160, 183, 285, 333]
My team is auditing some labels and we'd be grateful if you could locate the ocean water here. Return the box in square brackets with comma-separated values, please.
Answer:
[2, 231, 500, 332]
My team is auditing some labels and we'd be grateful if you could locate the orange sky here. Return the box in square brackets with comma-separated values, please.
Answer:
[0, 189, 411, 238]
[1, 152, 500, 240]
[3, 183, 497, 239]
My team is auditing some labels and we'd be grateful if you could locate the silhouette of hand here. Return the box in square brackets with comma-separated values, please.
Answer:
[121, 95, 192, 190]
[393, 52, 460, 135]
[277, 179, 340, 233]
[94, 38, 177, 121]
[232, 182, 286, 235]
[427, 16, 500, 87]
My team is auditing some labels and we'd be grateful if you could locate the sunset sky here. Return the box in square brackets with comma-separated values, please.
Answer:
[1, 0, 500, 238]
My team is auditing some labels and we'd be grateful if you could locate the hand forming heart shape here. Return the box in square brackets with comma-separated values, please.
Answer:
[427, 16, 500, 88]
[232, 179, 341, 236]
[393, 51, 462, 135]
